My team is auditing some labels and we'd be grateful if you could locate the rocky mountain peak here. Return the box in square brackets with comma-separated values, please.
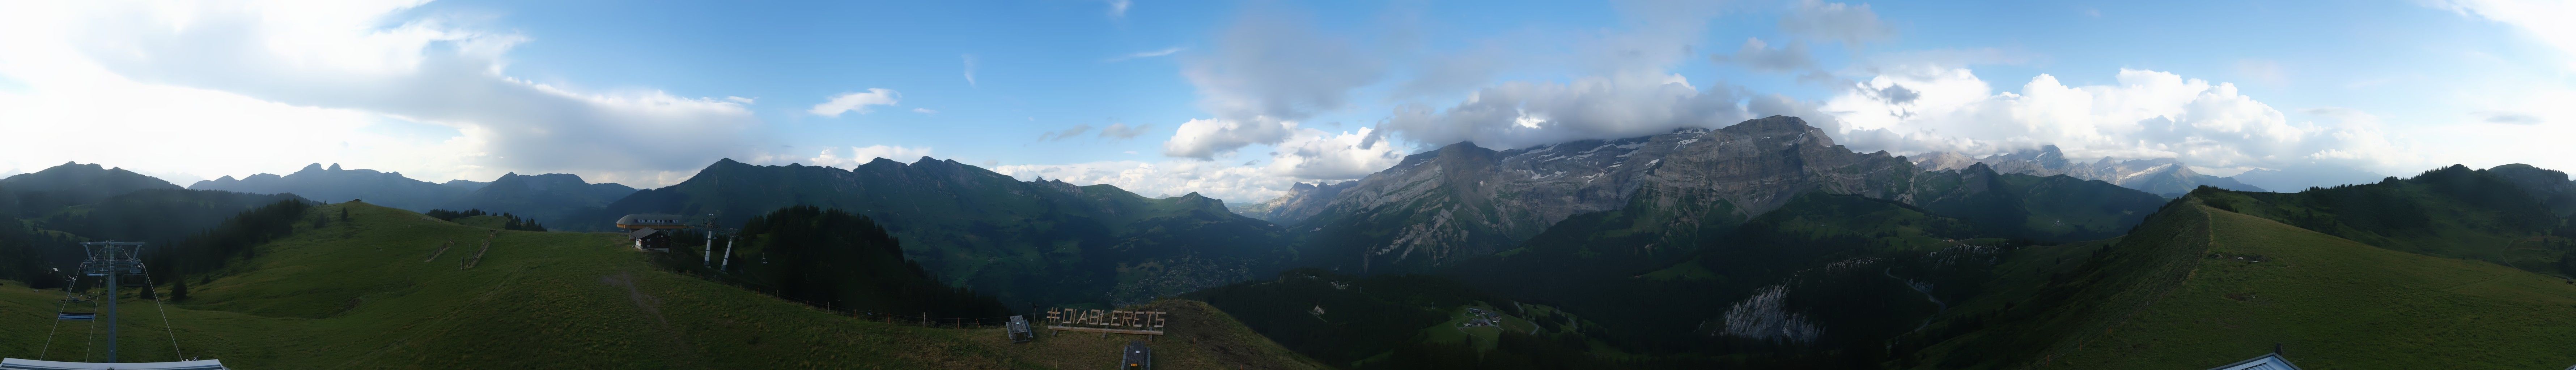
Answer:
[1284, 115, 1919, 272]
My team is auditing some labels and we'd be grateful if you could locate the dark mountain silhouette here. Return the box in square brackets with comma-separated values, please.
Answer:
[190, 163, 463, 210]
[580, 157, 1296, 307]
[0, 162, 184, 215]
[443, 172, 635, 224]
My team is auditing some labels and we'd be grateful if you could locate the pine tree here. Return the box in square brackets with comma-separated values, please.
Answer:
[340, 207, 351, 221]
[170, 276, 188, 301]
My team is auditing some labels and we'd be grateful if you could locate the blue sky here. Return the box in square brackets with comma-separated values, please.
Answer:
[1, 0, 2568, 202]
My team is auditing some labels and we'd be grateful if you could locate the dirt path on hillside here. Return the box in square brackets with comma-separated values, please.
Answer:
[601, 272, 705, 367]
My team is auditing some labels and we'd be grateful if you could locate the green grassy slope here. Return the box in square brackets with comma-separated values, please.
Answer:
[2195, 165, 2563, 268]
[1905, 197, 2576, 369]
[2047, 203, 2576, 369]
[583, 159, 1294, 307]
[0, 202, 1316, 369]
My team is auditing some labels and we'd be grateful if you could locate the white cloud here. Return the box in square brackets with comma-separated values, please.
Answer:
[0, 0, 760, 187]
[995, 160, 1284, 202]
[1380, 73, 1752, 150]
[1097, 122, 1153, 139]
[2234, 59, 2287, 85]
[807, 88, 900, 117]
[1265, 127, 1405, 180]
[802, 145, 934, 168]
[1006, 129, 1398, 202]
[1369, 0, 1746, 151]
[1164, 117, 1297, 158]
[2433, 0, 2576, 69]
[912, 107, 938, 114]
[999, 129, 1397, 202]
[725, 96, 756, 104]
[1107, 47, 1183, 62]
[1107, 0, 1133, 18]
[1818, 68, 2422, 175]
[1781, 0, 1895, 46]
[1159, 7, 1385, 158]
[1038, 124, 1095, 141]
[1713, 37, 1817, 73]
[961, 54, 979, 86]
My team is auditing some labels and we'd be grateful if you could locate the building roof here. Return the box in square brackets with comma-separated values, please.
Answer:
[2204, 352, 2299, 370]
[616, 214, 688, 226]
[2, 358, 226, 370]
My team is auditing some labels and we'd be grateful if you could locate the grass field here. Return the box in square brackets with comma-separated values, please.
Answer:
[0, 202, 1317, 369]
[2045, 204, 2576, 369]
[1904, 195, 2576, 369]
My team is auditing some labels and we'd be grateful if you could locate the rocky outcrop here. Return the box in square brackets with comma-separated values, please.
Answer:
[1714, 285, 1821, 344]
[1296, 116, 1922, 272]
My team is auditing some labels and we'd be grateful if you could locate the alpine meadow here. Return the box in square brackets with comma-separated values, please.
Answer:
[2, 0, 2572, 369]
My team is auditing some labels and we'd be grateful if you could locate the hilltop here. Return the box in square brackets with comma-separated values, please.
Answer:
[0, 202, 1318, 369]
[578, 157, 1296, 307]
[1900, 192, 2576, 369]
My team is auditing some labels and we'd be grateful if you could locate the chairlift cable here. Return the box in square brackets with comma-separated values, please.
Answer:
[37, 273, 81, 360]
[142, 263, 184, 359]
[80, 280, 97, 362]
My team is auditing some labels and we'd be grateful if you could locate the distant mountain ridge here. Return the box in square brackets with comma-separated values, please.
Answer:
[1276, 116, 2168, 273]
[189, 163, 631, 223]
[1, 162, 185, 213]
[192, 163, 463, 209]
[1228, 180, 1355, 224]
[445, 173, 635, 224]
[579, 157, 1297, 307]
[1915, 145, 2266, 197]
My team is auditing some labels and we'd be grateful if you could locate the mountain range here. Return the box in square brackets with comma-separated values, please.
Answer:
[1913, 145, 2267, 197]
[577, 157, 1295, 307]
[1263, 116, 2169, 274]
[188, 163, 634, 223]
[9, 114, 2574, 367]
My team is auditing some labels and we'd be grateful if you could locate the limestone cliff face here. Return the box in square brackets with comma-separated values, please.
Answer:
[1294, 116, 1921, 272]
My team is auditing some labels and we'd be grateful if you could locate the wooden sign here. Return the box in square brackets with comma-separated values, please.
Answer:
[1043, 307, 1167, 336]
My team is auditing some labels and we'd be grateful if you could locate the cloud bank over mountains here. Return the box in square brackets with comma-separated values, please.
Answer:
[1023, 0, 2457, 201]
[3, 0, 2558, 204]
[1817, 67, 2412, 177]
[0, 0, 764, 187]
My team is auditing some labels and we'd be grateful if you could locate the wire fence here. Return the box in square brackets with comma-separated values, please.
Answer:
[661, 268, 1017, 329]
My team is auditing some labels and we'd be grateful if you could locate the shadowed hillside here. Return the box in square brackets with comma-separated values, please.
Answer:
[1900, 192, 2576, 369]
[0, 202, 1317, 369]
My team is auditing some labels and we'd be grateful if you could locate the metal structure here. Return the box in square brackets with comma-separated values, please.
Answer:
[17, 241, 209, 367]
[77, 242, 145, 362]
[692, 215, 739, 269]
[0, 358, 225, 370]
